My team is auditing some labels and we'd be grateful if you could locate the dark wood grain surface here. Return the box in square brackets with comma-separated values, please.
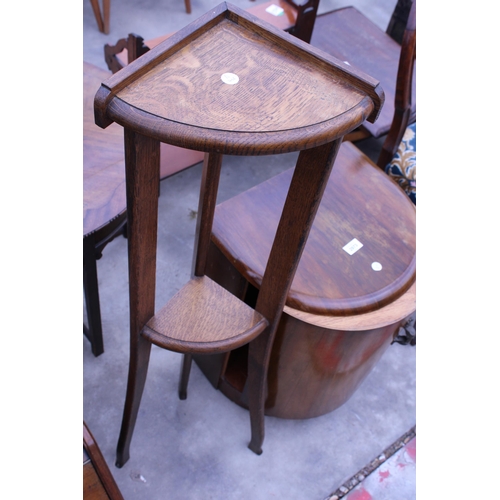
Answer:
[83, 62, 126, 238]
[311, 6, 416, 138]
[212, 141, 416, 316]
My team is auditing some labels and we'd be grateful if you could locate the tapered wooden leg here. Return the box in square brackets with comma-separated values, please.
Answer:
[178, 354, 193, 400]
[89, 0, 105, 33]
[116, 130, 160, 467]
[192, 153, 223, 277]
[116, 337, 152, 467]
[103, 0, 110, 34]
[247, 330, 269, 455]
[83, 235, 104, 357]
[177, 153, 222, 399]
[184, 0, 191, 14]
[247, 139, 342, 455]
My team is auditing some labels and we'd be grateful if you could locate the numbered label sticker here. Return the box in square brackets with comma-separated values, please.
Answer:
[221, 73, 239, 85]
[343, 238, 363, 255]
[265, 4, 285, 16]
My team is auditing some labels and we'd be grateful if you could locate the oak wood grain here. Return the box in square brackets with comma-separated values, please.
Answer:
[143, 276, 268, 353]
[115, 130, 159, 468]
[104, 93, 373, 155]
[247, 139, 342, 453]
[96, 2, 385, 462]
[95, 3, 382, 151]
[117, 20, 366, 134]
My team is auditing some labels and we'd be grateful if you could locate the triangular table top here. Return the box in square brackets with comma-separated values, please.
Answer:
[95, 2, 383, 155]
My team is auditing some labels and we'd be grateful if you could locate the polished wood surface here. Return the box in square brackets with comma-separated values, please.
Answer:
[262, 312, 401, 418]
[84, 62, 127, 356]
[213, 142, 416, 316]
[311, 4, 416, 139]
[84, 422, 124, 500]
[286, 282, 416, 331]
[202, 249, 415, 419]
[96, 2, 381, 462]
[84, 63, 126, 239]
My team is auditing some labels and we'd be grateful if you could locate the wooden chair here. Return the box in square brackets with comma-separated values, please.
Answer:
[309, 0, 416, 142]
[94, 3, 383, 465]
[84, 62, 127, 357]
[377, 0, 417, 192]
[386, 0, 414, 43]
[191, 0, 416, 422]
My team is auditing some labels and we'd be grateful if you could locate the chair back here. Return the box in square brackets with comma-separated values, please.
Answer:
[284, 0, 320, 43]
[377, 0, 416, 169]
[386, 0, 414, 43]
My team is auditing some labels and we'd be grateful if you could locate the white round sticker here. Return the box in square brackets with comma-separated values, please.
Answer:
[221, 73, 239, 85]
[371, 262, 382, 271]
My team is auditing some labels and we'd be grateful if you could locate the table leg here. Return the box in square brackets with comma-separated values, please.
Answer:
[248, 138, 342, 454]
[116, 130, 160, 467]
[89, 0, 105, 33]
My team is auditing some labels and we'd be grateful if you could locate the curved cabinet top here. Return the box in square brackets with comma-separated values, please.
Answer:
[212, 142, 416, 316]
[94, 2, 384, 155]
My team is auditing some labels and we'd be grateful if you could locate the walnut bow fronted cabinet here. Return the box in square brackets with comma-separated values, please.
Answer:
[94, 2, 383, 466]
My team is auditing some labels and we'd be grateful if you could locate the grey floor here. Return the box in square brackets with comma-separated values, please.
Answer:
[83, 1, 416, 499]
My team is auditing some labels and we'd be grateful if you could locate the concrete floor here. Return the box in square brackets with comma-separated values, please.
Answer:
[83, 1, 416, 499]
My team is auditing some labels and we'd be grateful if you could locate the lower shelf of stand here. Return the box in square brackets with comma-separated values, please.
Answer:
[142, 275, 268, 354]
